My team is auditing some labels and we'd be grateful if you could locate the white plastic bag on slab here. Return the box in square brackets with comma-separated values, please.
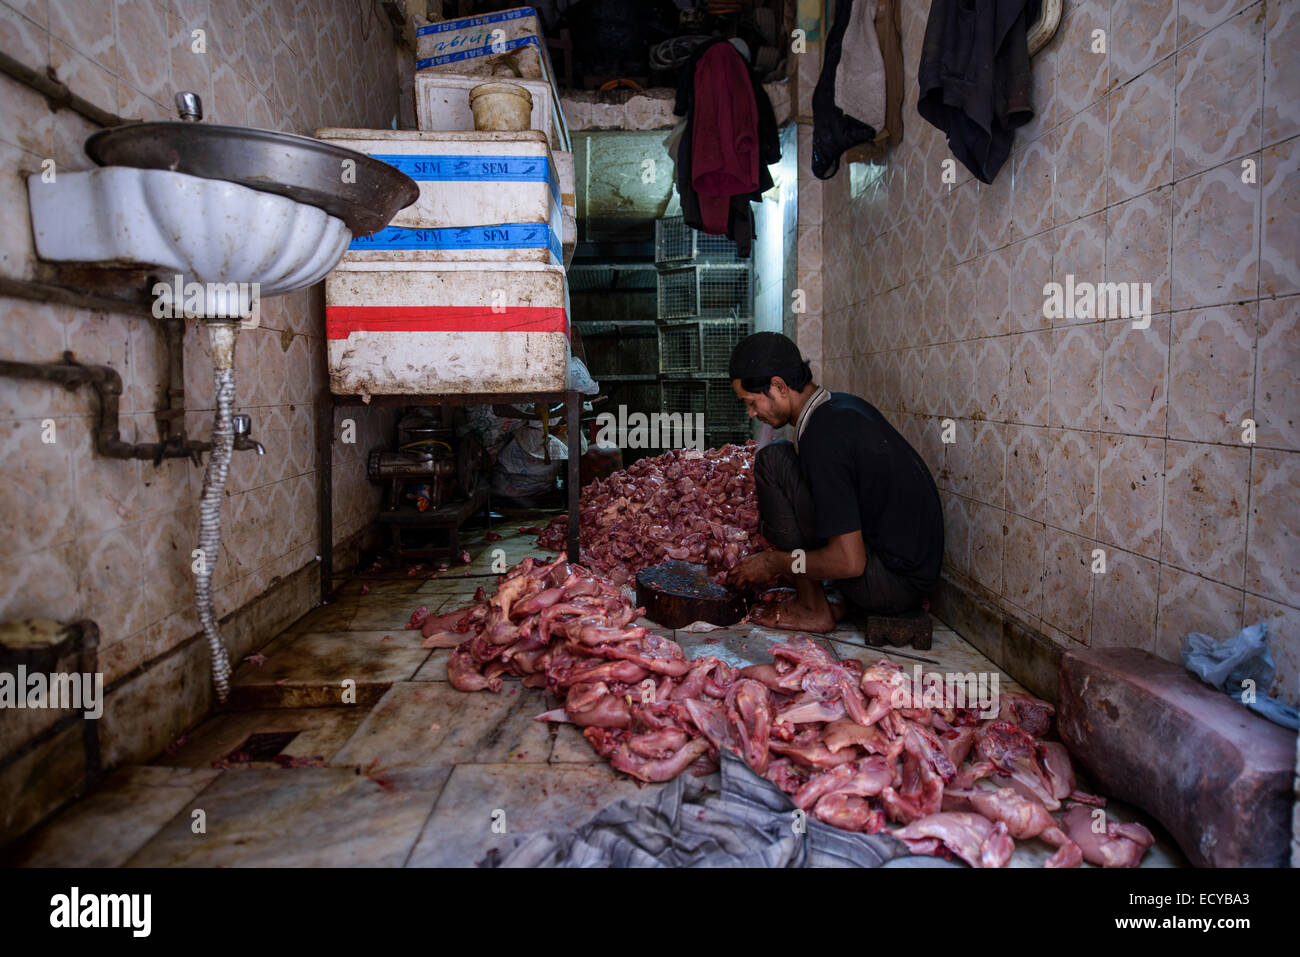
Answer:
[568, 356, 599, 395]
[1181, 622, 1299, 729]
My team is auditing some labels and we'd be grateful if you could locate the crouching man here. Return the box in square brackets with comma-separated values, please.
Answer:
[725, 332, 944, 632]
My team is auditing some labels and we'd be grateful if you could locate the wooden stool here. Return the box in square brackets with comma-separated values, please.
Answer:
[864, 608, 933, 650]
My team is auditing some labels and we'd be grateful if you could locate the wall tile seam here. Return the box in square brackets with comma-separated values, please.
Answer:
[862, 138, 1277, 235]
[1162, 560, 1294, 617]
[1110, 45, 1179, 92]
[1, 1, 48, 39]
[1163, 424, 1286, 449]
[848, 315, 1277, 366]
[0, 131, 56, 164]
[996, 591, 1045, 624]
[47, 8, 127, 74]
[1151, 569, 1246, 637]
[97, 582, 321, 675]
[0, 560, 300, 640]
[0, 489, 320, 548]
[1103, 177, 1180, 223]
[961, 572, 1211, 655]
[908, 422, 1278, 453]
[1167, 132, 1270, 189]
[223, 551, 319, 593]
[959, 512, 1157, 557]
[1175, 1, 1266, 52]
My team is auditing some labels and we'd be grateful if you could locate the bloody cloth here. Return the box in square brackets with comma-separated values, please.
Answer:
[690, 42, 760, 235]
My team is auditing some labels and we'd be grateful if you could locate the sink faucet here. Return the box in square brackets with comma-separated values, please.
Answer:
[175, 91, 202, 122]
[231, 414, 264, 455]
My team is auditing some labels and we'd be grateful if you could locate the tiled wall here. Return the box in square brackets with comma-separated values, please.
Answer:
[792, 1, 825, 371]
[0, 0, 404, 767]
[814, 0, 1298, 706]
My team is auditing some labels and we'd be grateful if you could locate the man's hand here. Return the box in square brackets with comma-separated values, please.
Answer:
[726, 550, 785, 589]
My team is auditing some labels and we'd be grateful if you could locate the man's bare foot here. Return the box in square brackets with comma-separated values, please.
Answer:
[749, 597, 836, 633]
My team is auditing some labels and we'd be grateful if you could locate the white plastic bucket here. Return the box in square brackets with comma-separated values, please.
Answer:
[469, 82, 533, 132]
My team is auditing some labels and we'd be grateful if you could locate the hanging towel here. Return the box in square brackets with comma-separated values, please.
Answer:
[916, 0, 1035, 184]
[844, 0, 905, 162]
[835, 0, 887, 134]
[812, 0, 880, 179]
[691, 42, 760, 236]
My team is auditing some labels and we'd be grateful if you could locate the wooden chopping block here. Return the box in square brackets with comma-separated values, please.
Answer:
[635, 561, 750, 630]
[1057, 646, 1295, 868]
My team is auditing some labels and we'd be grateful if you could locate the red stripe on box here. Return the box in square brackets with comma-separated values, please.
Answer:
[326, 305, 568, 339]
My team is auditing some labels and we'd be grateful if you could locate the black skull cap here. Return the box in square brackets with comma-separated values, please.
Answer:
[728, 331, 805, 382]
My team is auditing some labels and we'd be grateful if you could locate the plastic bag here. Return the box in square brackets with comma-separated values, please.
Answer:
[568, 356, 599, 395]
[514, 423, 572, 461]
[491, 434, 562, 498]
[1181, 622, 1299, 730]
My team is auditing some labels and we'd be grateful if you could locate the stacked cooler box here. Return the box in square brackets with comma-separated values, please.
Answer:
[413, 6, 574, 263]
[321, 7, 573, 398]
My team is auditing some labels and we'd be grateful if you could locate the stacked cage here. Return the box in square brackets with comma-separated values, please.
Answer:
[654, 216, 754, 449]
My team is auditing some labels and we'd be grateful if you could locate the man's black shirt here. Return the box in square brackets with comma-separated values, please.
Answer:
[797, 392, 944, 591]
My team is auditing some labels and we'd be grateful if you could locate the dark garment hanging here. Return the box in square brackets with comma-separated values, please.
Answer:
[691, 43, 759, 236]
[673, 38, 780, 256]
[811, 0, 880, 180]
[916, 0, 1035, 184]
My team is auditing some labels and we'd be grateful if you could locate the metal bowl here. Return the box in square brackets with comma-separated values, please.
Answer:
[85, 123, 419, 237]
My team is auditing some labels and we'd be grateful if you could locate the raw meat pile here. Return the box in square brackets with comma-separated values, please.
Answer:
[411, 558, 1155, 869]
[535, 441, 769, 583]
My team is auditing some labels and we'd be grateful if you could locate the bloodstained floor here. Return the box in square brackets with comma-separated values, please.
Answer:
[7, 521, 1185, 868]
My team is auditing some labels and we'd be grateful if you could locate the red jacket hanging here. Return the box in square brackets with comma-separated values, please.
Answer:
[690, 42, 760, 236]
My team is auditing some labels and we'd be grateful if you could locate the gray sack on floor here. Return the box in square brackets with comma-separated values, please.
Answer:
[484, 749, 907, 868]
[1182, 622, 1299, 730]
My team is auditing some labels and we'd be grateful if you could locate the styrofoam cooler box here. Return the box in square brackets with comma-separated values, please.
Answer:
[326, 261, 569, 396]
[554, 149, 575, 267]
[416, 7, 545, 79]
[315, 129, 563, 265]
[414, 72, 570, 153]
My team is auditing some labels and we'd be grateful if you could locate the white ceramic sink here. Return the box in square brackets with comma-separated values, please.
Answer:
[28, 167, 352, 317]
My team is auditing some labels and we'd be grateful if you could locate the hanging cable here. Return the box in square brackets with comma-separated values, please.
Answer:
[649, 35, 714, 71]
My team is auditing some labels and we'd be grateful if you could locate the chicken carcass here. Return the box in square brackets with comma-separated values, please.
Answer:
[726, 679, 773, 775]
[944, 786, 1083, 868]
[974, 720, 1060, 810]
[1060, 804, 1155, 868]
[422, 553, 1150, 868]
[897, 813, 1015, 868]
[536, 442, 770, 578]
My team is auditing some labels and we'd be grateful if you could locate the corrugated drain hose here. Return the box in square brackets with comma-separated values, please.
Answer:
[194, 322, 237, 702]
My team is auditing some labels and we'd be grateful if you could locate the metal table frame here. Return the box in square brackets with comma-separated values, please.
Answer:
[318, 390, 582, 603]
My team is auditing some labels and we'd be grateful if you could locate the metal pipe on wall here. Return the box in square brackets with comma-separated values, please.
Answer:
[0, 352, 210, 464]
[0, 48, 133, 129]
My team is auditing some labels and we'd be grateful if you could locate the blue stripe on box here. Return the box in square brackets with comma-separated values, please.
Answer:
[350, 222, 562, 263]
[416, 8, 536, 35]
[416, 35, 540, 69]
[369, 153, 560, 206]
